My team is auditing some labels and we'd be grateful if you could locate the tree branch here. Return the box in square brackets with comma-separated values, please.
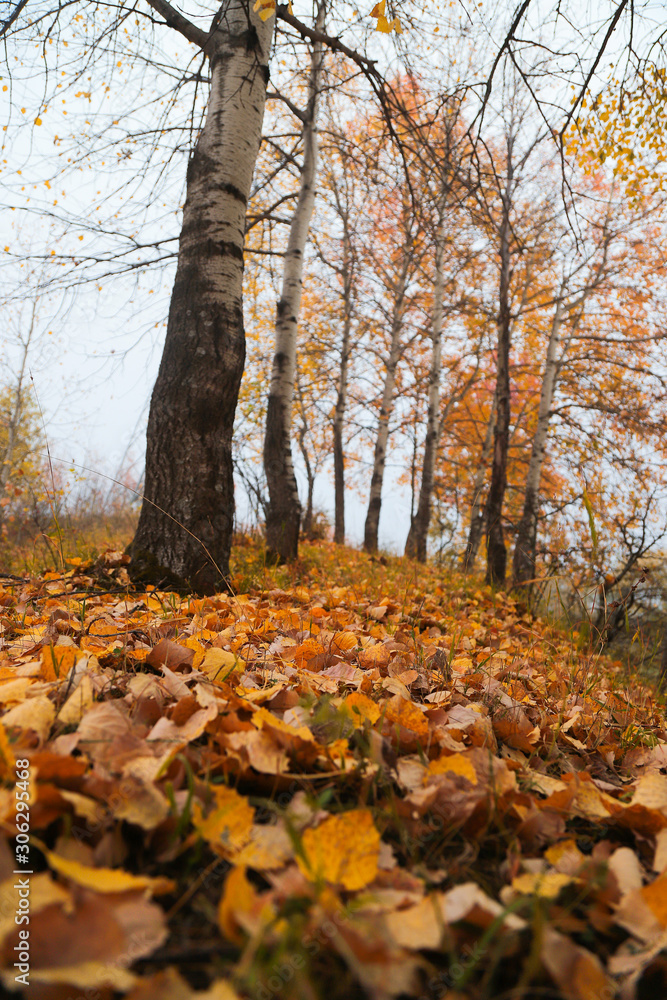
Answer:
[0, 0, 30, 39]
[276, 5, 378, 75]
[477, 0, 534, 119]
[143, 0, 209, 49]
[267, 90, 307, 124]
[560, 0, 630, 138]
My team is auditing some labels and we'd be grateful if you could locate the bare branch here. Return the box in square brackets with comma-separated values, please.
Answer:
[276, 5, 378, 74]
[143, 0, 209, 49]
[0, 0, 30, 39]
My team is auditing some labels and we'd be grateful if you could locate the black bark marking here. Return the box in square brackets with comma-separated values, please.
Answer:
[219, 181, 246, 203]
[205, 237, 244, 260]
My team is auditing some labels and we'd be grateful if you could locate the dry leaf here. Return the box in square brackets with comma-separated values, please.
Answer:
[44, 850, 174, 894]
[298, 809, 380, 890]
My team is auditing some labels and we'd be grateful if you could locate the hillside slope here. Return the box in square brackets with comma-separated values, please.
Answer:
[0, 540, 665, 999]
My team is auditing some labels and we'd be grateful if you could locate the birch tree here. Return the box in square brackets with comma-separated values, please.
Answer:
[263, 0, 325, 562]
[471, 99, 554, 585]
[122, 0, 275, 592]
[461, 395, 495, 571]
[325, 144, 358, 546]
[363, 219, 421, 553]
[404, 208, 445, 561]
[3, 0, 390, 591]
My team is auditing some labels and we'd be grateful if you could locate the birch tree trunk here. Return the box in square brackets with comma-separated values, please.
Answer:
[404, 219, 445, 562]
[462, 397, 496, 572]
[295, 371, 315, 539]
[485, 177, 513, 586]
[363, 259, 409, 553]
[511, 300, 564, 590]
[264, 3, 324, 561]
[129, 0, 273, 593]
[333, 222, 353, 545]
[297, 422, 315, 538]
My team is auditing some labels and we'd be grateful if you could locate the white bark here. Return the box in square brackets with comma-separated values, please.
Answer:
[462, 396, 496, 571]
[333, 218, 353, 544]
[269, 9, 324, 415]
[404, 210, 445, 560]
[363, 255, 409, 551]
[524, 300, 563, 503]
[264, 1, 325, 559]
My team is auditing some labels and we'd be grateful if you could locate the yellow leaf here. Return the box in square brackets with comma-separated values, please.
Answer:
[0, 678, 31, 703]
[428, 752, 478, 784]
[386, 896, 443, 949]
[2, 695, 54, 741]
[218, 866, 255, 943]
[253, 0, 276, 20]
[342, 691, 380, 726]
[298, 809, 380, 890]
[450, 656, 473, 672]
[544, 839, 585, 871]
[359, 642, 389, 668]
[511, 871, 576, 899]
[57, 673, 94, 726]
[44, 850, 174, 894]
[200, 647, 238, 681]
[252, 706, 314, 743]
[192, 785, 254, 853]
[182, 637, 205, 670]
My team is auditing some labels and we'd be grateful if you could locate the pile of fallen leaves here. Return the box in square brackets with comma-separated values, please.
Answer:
[0, 540, 666, 1000]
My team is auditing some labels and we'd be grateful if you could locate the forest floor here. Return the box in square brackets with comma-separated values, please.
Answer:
[0, 537, 666, 1000]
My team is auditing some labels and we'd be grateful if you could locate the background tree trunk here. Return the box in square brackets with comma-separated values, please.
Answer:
[363, 257, 409, 553]
[511, 300, 564, 590]
[404, 216, 445, 561]
[333, 223, 353, 545]
[129, 0, 273, 593]
[485, 167, 513, 586]
[297, 421, 315, 538]
[462, 397, 496, 572]
[264, 3, 324, 562]
[295, 370, 316, 539]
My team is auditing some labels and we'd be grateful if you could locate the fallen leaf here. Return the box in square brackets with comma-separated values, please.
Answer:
[44, 850, 174, 894]
[298, 809, 380, 890]
[192, 784, 254, 854]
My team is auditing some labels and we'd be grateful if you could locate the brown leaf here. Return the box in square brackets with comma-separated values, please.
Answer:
[146, 638, 194, 671]
[541, 925, 614, 1000]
